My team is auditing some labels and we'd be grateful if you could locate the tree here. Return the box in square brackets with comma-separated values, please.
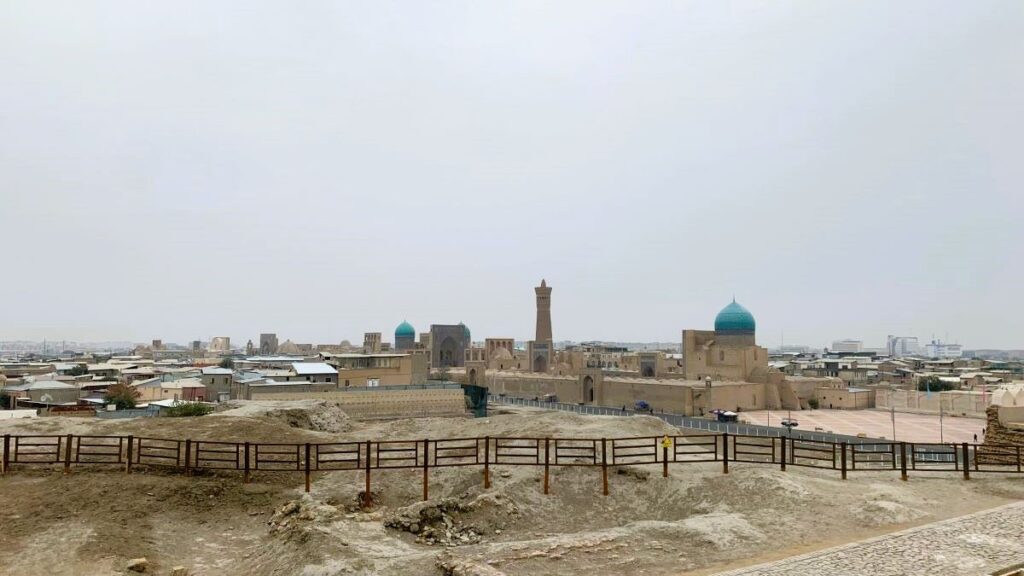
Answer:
[67, 364, 88, 376]
[916, 375, 958, 392]
[218, 357, 234, 369]
[104, 383, 141, 410]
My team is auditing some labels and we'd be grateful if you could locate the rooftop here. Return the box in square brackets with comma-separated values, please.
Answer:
[292, 362, 338, 376]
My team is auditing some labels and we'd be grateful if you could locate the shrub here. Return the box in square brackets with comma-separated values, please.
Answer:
[163, 402, 214, 417]
[104, 384, 140, 410]
[218, 357, 235, 369]
[807, 398, 819, 409]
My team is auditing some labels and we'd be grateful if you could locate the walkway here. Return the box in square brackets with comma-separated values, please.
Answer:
[741, 409, 985, 444]
[713, 502, 1024, 576]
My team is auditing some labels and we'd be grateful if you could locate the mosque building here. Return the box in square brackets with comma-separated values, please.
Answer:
[681, 299, 769, 383]
[394, 320, 416, 351]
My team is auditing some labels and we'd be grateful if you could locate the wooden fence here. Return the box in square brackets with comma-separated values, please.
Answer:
[1, 433, 1021, 507]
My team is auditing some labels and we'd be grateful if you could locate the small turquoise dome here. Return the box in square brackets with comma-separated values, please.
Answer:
[395, 320, 416, 338]
[714, 300, 756, 333]
[459, 321, 471, 342]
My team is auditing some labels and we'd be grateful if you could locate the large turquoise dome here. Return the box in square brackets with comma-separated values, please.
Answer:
[395, 320, 416, 338]
[714, 300, 756, 333]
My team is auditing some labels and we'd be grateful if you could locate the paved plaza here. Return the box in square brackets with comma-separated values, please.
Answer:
[741, 409, 986, 444]
[713, 502, 1024, 576]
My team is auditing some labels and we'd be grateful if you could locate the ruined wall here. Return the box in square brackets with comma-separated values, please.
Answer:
[248, 388, 466, 420]
[985, 406, 1024, 446]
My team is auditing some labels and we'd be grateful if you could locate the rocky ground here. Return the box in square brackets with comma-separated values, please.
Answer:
[1, 402, 1022, 576]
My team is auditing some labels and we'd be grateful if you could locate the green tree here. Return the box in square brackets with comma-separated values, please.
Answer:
[67, 364, 88, 376]
[104, 383, 141, 410]
[218, 357, 235, 369]
[916, 375, 958, 392]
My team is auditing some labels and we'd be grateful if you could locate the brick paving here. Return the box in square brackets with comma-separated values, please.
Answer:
[713, 502, 1024, 576]
[741, 409, 985, 444]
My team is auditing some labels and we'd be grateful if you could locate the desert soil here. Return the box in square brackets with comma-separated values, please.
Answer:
[1, 401, 1021, 576]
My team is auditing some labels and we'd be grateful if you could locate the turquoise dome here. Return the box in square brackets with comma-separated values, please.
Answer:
[395, 320, 416, 338]
[459, 321, 471, 342]
[714, 300, 756, 333]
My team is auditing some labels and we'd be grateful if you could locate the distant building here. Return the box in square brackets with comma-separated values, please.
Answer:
[926, 340, 963, 359]
[831, 340, 863, 353]
[209, 336, 231, 353]
[364, 333, 382, 354]
[528, 280, 554, 373]
[886, 335, 920, 357]
[259, 333, 279, 355]
[321, 352, 427, 386]
[394, 321, 416, 351]
[680, 299, 768, 383]
[430, 324, 471, 368]
[200, 367, 234, 402]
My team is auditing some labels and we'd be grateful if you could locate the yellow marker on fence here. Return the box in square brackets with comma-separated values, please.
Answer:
[661, 436, 672, 478]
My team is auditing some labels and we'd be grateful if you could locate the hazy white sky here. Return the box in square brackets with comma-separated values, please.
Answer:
[2, 1, 1022, 349]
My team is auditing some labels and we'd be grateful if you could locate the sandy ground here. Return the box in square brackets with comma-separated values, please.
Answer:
[740, 409, 986, 444]
[1, 402, 1021, 576]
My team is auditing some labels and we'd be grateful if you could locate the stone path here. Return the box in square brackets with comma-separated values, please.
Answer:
[714, 502, 1024, 576]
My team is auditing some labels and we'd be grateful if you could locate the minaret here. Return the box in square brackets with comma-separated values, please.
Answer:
[535, 279, 552, 342]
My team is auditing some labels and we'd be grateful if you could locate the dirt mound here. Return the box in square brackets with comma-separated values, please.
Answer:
[217, 400, 352, 433]
[385, 492, 521, 547]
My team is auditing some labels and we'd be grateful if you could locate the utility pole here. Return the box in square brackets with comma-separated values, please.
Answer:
[939, 400, 944, 444]
[890, 402, 897, 441]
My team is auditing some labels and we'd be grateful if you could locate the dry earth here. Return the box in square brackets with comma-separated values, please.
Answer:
[1, 402, 1022, 576]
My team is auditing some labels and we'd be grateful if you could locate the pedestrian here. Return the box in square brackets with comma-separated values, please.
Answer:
[973, 433, 978, 443]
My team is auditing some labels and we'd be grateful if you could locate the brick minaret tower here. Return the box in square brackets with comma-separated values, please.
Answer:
[535, 279, 552, 342]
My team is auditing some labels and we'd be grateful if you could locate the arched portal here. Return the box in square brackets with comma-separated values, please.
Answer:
[533, 355, 547, 373]
[439, 337, 458, 367]
[583, 375, 594, 403]
[469, 368, 477, 386]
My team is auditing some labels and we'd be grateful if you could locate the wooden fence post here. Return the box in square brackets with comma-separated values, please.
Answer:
[244, 442, 251, 484]
[304, 443, 312, 493]
[483, 437, 490, 489]
[722, 433, 729, 475]
[422, 439, 430, 501]
[601, 438, 609, 496]
[543, 438, 550, 495]
[962, 442, 970, 480]
[2, 434, 9, 475]
[62, 434, 73, 475]
[662, 440, 669, 479]
[840, 442, 847, 480]
[363, 440, 372, 509]
[780, 436, 787, 471]
[126, 435, 133, 475]
[184, 439, 192, 477]
[899, 442, 908, 481]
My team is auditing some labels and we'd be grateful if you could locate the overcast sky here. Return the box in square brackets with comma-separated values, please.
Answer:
[2, 1, 1022, 349]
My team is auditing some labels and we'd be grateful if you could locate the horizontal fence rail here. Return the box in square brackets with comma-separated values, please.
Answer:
[1, 432, 1020, 507]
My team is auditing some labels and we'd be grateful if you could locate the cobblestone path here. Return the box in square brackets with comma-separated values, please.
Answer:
[715, 502, 1024, 576]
